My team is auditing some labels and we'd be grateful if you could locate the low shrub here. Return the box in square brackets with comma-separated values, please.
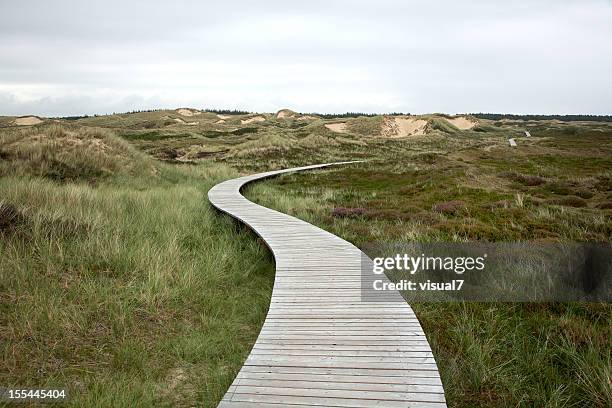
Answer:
[432, 200, 466, 215]
[331, 207, 366, 217]
[549, 195, 588, 208]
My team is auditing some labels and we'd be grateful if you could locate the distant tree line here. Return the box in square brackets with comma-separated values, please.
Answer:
[109, 109, 165, 115]
[54, 109, 167, 120]
[302, 112, 409, 119]
[204, 108, 251, 115]
[471, 113, 612, 123]
[59, 115, 90, 120]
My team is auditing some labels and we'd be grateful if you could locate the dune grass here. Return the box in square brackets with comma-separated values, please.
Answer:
[244, 125, 611, 407]
[2, 112, 610, 407]
[0, 125, 274, 407]
[246, 172, 611, 407]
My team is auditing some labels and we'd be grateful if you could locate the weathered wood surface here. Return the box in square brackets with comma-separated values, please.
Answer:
[209, 163, 446, 407]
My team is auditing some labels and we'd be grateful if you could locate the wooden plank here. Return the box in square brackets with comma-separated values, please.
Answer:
[255, 339, 433, 346]
[245, 355, 438, 365]
[244, 359, 440, 371]
[251, 350, 434, 358]
[259, 329, 425, 334]
[230, 393, 446, 407]
[239, 364, 443, 378]
[236, 371, 443, 386]
[233, 378, 444, 394]
[233, 385, 446, 402]
[252, 344, 434, 352]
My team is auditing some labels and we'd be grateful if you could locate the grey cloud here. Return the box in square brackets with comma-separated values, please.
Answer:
[1, 0, 610, 116]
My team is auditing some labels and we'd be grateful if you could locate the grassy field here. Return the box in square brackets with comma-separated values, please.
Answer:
[0, 124, 274, 406]
[244, 124, 612, 407]
[1, 110, 610, 407]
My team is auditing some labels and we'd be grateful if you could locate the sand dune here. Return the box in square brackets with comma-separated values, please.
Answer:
[173, 117, 198, 125]
[325, 123, 348, 133]
[241, 116, 266, 124]
[217, 114, 231, 119]
[381, 117, 427, 137]
[276, 109, 295, 119]
[446, 116, 477, 129]
[177, 108, 200, 117]
[14, 116, 43, 126]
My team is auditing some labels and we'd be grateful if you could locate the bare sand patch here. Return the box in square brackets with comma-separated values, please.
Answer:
[483, 144, 497, 153]
[445, 116, 477, 130]
[325, 123, 348, 133]
[14, 116, 43, 126]
[298, 115, 317, 121]
[241, 116, 266, 124]
[396, 118, 428, 136]
[276, 109, 295, 119]
[173, 118, 198, 125]
[381, 117, 427, 137]
[216, 114, 231, 120]
[215, 119, 226, 124]
[177, 108, 200, 117]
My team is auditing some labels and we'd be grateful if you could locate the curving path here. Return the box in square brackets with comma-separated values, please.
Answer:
[209, 162, 446, 408]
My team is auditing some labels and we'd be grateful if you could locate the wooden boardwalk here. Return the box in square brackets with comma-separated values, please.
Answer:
[208, 163, 446, 408]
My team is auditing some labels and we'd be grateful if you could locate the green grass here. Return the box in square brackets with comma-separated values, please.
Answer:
[2, 111, 611, 407]
[243, 124, 612, 407]
[0, 125, 274, 407]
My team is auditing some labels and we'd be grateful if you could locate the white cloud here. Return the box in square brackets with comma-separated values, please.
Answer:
[0, 0, 610, 116]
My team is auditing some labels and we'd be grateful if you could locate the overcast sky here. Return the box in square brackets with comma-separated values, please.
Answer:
[1, 0, 611, 116]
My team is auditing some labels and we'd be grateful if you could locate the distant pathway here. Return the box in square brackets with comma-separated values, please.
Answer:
[208, 163, 446, 407]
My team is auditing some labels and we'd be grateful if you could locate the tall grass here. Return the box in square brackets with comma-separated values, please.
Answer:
[0, 125, 153, 182]
[0, 126, 274, 406]
[245, 163, 611, 407]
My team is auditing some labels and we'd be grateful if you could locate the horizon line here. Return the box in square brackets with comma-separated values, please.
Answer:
[2, 108, 612, 119]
